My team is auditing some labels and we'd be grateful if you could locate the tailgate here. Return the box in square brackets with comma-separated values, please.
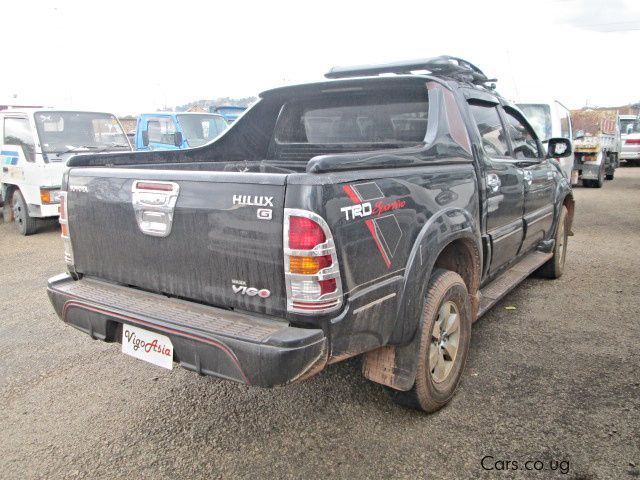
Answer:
[67, 168, 287, 317]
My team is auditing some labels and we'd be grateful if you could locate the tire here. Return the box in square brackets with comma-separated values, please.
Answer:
[606, 172, 614, 180]
[594, 157, 605, 188]
[538, 206, 569, 279]
[11, 190, 38, 235]
[389, 269, 472, 413]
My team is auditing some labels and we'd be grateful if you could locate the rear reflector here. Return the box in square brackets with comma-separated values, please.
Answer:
[626, 138, 640, 145]
[319, 278, 337, 296]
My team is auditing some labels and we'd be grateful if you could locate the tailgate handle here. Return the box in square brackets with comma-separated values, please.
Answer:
[132, 181, 180, 237]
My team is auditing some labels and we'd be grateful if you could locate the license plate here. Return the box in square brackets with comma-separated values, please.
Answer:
[121, 324, 173, 370]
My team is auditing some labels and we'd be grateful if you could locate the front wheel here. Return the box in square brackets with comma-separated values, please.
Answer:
[389, 269, 472, 413]
[11, 190, 38, 235]
[538, 206, 569, 279]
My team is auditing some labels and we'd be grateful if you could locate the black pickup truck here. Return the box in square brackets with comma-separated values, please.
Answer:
[47, 57, 574, 412]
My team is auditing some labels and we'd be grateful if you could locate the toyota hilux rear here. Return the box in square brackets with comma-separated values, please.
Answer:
[47, 68, 478, 395]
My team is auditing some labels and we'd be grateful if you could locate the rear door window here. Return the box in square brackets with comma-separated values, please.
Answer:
[3, 117, 35, 162]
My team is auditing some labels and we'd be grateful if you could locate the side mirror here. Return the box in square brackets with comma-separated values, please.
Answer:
[547, 137, 572, 158]
[174, 131, 183, 147]
[141, 130, 149, 147]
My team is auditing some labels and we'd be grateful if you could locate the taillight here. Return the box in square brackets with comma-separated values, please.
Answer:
[288, 216, 326, 249]
[625, 138, 640, 145]
[284, 209, 343, 314]
[58, 192, 75, 268]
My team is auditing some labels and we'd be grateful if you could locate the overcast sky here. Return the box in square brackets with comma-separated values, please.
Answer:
[2, 0, 639, 115]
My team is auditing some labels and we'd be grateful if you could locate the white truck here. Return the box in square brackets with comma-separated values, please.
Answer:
[570, 109, 621, 188]
[1, 109, 132, 234]
[518, 100, 575, 183]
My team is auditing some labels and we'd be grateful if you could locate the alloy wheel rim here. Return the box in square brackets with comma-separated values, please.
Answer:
[429, 300, 460, 383]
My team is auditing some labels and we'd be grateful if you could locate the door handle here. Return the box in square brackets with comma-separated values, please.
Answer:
[486, 173, 501, 193]
[131, 180, 180, 237]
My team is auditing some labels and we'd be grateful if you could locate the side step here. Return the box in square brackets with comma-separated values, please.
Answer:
[477, 250, 552, 318]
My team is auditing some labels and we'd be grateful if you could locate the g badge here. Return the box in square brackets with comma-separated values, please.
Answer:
[257, 208, 272, 220]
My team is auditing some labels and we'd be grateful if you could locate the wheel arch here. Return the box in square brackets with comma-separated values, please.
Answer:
[362, 208, 481, 391]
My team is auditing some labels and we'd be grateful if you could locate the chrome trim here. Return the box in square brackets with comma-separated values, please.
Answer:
[283, 208, 344, 314]
[131, 181, 180, 238]
[353, 293, 397, 314]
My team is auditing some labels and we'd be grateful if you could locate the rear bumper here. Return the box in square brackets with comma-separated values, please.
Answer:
[620, 150, 640, 160]
[29, 203, 59, 218]
[577, 162, 601, 179]
[47, 274, 327, 387]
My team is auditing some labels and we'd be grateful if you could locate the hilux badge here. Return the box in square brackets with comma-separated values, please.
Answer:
[232, 195, 274, 207]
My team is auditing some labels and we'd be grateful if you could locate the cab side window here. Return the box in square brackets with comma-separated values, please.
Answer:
[468, 103, 510, 158]
[503, 109, 540, 159]
[4, 117, 35, 162]
[147, 118, 177, 145]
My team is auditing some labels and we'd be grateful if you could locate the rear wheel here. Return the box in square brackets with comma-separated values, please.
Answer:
[11, 190, 38, 235]
[594, 155, 606, 187]
[388, 269, 471, 413]
[538, 206, 569, 279]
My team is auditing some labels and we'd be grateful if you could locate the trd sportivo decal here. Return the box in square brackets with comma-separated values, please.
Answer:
[342, 183, 404, 268]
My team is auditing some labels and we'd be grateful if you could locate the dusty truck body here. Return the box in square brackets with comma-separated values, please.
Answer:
[47, 57, 574, 412]
[571, 109, 621, 187]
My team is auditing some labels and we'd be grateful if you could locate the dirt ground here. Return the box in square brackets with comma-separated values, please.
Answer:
[1, 168, 639, 479]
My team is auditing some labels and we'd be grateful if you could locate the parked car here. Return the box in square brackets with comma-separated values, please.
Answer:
[571, 109, 621, 187]
[517, 100, 575, 183]
[135, 112, 227, 151]
[210, 105, 247, 124]
[1, 109, 131, 234]
[47, 56, 574, 413]
[619, 114, 640, 166]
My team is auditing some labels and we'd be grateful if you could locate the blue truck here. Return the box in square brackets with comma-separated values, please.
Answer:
[135, 112, 227, 151]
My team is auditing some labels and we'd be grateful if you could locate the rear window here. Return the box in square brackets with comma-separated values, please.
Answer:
[274, 91, 428, 145]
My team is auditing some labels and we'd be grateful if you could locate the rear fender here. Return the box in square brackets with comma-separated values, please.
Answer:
[363, 208, 480, 391]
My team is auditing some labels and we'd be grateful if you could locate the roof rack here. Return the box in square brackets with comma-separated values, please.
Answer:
[325, 56, 496, 86]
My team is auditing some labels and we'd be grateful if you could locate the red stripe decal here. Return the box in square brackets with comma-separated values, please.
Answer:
[342, 184, 361, 203]
[62, 300, 250, 384]
[365, 219, 391, 268]
[343, 183, 391, 269]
